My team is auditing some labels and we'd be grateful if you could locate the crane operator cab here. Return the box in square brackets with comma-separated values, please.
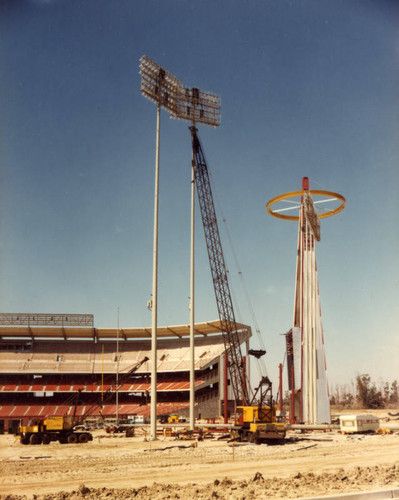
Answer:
[236, 376, 287, 445]
[236, 404, 286, 444]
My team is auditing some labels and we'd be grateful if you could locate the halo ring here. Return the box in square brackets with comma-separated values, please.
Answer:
[266, 189, 346, 221]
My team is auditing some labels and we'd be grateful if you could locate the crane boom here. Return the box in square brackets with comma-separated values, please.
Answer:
[190, 125, 249, 406]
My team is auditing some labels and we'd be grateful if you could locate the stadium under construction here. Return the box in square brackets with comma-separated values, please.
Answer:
[0, 313, 251, 433]
[1, 56, 345, 437]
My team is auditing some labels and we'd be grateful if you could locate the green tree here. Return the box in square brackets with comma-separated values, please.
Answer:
[342, 392, 354, 408]
[356, 374, 384, 408]
[390, 380, 398, 404]
[383, 382, 390, 403]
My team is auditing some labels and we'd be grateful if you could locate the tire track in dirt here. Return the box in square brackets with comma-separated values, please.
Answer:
[1, 439, 399, 496]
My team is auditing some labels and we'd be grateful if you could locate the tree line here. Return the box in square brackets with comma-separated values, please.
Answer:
[330, 374, 398, 409]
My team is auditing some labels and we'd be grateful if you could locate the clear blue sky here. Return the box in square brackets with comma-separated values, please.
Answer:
[1, 0, 398, 388]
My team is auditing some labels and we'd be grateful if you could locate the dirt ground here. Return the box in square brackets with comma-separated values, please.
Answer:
[0, 409, 398, 499]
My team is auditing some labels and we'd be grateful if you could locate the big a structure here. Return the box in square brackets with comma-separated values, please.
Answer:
[267, 177, 345, 424]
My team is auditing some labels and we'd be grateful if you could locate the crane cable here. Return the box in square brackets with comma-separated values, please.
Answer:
[222, 217, 269, 377]
[210, 186, 269, 380]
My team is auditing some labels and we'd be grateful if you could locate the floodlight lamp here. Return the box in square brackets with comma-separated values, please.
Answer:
[172, 86, 221, 127]
[139, 55, 221, 127]
[139, 55, 183, 115]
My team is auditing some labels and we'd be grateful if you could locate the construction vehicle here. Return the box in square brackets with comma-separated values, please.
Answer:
[18, 416, 92, 445]
[167, 414, 179, 424]
[190, 125, 286, 444]
[18, 356, 148, 445]
[236, 377, 286, 444]
[158, 414, 186, 424]
[167, 414, 186, 423]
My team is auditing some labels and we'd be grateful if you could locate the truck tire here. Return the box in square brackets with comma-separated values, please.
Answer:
[29, 434, 42, 445]
[42, 434, 51, 445]
[248, 432, 259, 444]
[20, 436, 29, 445]
[78, 433, 89, 443]
[125, 428, 134, 438]
[67, 433, 78, 444]
[254, 431, 261, 445]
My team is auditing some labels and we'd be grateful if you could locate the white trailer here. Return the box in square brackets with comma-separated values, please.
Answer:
[339, 414, 379, 434]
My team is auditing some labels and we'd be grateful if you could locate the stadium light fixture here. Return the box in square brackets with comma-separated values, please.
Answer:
[139, 55, 182, 115]
[172, 86, 221, 127]
[140, 55, 221, 127]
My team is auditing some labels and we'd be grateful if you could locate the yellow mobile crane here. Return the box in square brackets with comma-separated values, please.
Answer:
[18, 356, 148, 445]
[190, 126, 286, 444]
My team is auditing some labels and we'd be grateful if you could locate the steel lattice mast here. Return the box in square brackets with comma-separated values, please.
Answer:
[190, 126, 249, 405]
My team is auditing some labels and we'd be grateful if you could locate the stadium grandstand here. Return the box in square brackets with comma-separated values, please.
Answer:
[0, 313, 251, 433]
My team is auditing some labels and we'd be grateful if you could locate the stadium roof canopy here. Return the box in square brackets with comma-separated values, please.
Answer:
[0, 320, 251, 341]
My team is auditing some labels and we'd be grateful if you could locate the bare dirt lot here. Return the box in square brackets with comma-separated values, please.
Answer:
[1, 411, 398, 499]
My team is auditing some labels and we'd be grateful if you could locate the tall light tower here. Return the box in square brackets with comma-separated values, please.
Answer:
[140, 55, 220, 432]
[266, 177, 345, 424]
[169, 84, 220, 430]
[139, 56, 182, 440]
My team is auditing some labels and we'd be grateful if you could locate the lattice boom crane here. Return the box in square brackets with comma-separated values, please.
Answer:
[189, 125, 250, 406]
[189, 126, 287, 444]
